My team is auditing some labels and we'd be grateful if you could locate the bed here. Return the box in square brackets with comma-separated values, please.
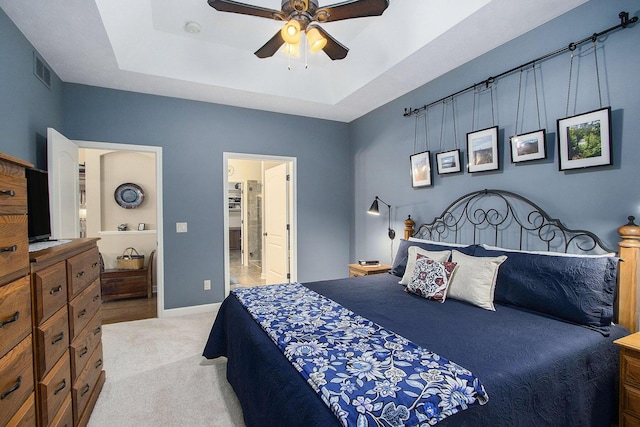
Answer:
[204, 189, 639, 426]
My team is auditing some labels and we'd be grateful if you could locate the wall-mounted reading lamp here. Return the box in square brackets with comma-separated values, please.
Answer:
[368, 196, 395, 240]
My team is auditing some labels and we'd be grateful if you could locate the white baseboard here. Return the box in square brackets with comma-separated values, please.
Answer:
[160, 302, 221, 318]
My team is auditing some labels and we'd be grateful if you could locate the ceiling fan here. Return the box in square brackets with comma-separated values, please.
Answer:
[207, 0, 390, 60]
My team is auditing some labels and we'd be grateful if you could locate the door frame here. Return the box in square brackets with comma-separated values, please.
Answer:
[75, 140, 166, 317]
[223, 152, 297, 297]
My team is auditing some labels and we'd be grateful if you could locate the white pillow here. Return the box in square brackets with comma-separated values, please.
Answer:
[408, 237, 470, 248]
[447, 250, 507, 311]
[399, 247, 451, 285]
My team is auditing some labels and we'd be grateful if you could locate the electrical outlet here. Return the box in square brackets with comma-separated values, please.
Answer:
[204, 279, 211, 290]
[176, 222, 188, 233]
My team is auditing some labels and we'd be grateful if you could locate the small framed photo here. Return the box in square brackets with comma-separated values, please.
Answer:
[410, 150, 432, 188]
[557, 107, 612, 171]
[510, 129, 546, 163]
[467, 126, 499, 173]
[137, 223, 145, 231]
[436, 149, 462, 175]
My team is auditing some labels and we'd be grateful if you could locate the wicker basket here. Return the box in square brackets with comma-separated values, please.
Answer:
[117, 247, 145, 270]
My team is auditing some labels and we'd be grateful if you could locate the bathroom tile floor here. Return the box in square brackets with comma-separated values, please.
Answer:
[229, 249, 265, 289]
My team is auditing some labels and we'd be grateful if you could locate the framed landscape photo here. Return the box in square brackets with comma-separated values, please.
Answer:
[557, 107, 611, 171]
[510, 129, 546, 163]
[436, 149, 462, 175]
[410, 150, 432, 188]
[467, 126, 499, 173]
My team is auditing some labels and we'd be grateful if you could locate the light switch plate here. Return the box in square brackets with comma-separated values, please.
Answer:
[176, 222, 188, 233]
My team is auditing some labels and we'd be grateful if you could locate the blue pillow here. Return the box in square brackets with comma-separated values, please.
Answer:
[474, 246, 618, 335]
[390, 239, 475, 277]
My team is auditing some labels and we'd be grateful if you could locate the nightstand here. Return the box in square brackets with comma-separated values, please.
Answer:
[615, 332, 640, 426]
[348, 263, 392, 277]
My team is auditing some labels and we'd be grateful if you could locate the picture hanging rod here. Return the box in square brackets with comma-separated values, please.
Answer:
[403, 11, 637, 117]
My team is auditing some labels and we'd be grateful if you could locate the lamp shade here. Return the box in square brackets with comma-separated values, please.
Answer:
[283, 42, 300, 57]
[368, 199, 380, 215]
[306, 27, 327, 53]
[281, 19, 301, 44]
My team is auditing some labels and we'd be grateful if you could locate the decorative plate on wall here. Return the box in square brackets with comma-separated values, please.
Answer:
[114, 183, 145, 209]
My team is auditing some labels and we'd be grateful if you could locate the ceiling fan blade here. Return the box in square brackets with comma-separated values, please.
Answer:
[314, 26, 349, 60]
[315, 0, 389, 23]
[208, 0, 285, 20]
[254, 31, 285, 58]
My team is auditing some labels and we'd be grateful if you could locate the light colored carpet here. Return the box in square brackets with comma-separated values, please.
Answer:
[87, 311, 245, 427]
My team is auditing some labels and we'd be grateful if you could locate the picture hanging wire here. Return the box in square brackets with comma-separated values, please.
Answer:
[403, 11, 637, 118]
[514, 64, 542, 135]
[565, 38, 604, 117]
[414, 111, 429, 154]
[471, 83, 495, 130]
[437, 98, 458, 152]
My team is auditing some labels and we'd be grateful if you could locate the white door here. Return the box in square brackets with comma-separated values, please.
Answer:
[264, 163, 289, 284]
[47, 128, 79, 239]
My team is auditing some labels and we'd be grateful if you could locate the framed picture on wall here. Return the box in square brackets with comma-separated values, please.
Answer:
[510, 129, 546, 163]
[467, 126, 499, 173]
[557, 107, 612, 171]
[410, 150, 432, 188]
[436, 149, 462, 175]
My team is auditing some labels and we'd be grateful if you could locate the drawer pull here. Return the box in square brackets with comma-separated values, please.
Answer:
[92, 262, 99, 268]
[78, 309, 87, 318]
[79, 346, 88, 357]
[50, 285, 63, 295]
[0, 311, 19, 328]
[0, 189, 16, 197]
[52, 332, 65, 345]
[95, 359, 103, 369]
[76, 270, 86, 278]
[1, 376, 21, 400]
[0, 245, 17, 253]
[54, 379, 66, 395]
[93, 294, 100, 302]
[80, 384, 90, 397]
[93, 326, 101, 335]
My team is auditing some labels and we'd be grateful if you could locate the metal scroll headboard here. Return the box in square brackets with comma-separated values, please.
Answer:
[412, 189, 614, 254]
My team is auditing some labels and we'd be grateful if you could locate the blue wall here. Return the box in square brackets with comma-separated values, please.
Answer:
[351, 0, 640, 262]
[0, 8, 63, 169]
[61, 85, 352, 308]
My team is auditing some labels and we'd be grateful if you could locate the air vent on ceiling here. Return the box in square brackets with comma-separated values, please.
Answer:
[33, 52, 51, 89]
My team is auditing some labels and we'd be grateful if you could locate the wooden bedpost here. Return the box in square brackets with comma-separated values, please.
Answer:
[404, 215, 415, 240]
[618, 216, 640, 333]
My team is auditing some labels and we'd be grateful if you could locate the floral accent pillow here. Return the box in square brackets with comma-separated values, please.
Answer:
[405, 255, 458, 303]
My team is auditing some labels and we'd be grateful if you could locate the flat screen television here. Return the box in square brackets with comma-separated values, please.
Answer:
[25, 167, 52, 242]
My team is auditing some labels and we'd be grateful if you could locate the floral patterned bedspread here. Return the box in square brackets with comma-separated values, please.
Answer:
[232, 283, 488, 427]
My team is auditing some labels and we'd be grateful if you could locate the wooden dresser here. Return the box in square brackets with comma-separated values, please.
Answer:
[615, 332, 640, 426]
[0, 153, 36, 427]
[30, 238, 105, 426]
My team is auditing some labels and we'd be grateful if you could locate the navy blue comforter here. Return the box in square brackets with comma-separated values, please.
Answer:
[203, 274, 627, 426]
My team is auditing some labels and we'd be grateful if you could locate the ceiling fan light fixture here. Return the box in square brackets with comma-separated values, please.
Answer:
[306, 27, 327, 52]
[281, 19, 301, 44]
[283, 42, 300, 57]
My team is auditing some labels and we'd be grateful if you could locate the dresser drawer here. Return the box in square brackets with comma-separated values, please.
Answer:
[67, 247, 100, 298]
[50, 393, 73, 427]
[39, 350, 71, 426]
[0, 215, 28, 280]
[5, 392, 36, 427]
[0, 172, 27, 215]
[35, 306, 70, 380]
[70, 311, 102, 382]
[0, 335, 34, 427]
[0, 275, 31, 359]
[32, 261, 68, 324]
[68, 279, 101, 341]
[73, 342, 103, 423]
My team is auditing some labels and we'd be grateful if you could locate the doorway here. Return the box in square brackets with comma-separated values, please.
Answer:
[223, 153, 297, 296]
[48, 128, 165, 319]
